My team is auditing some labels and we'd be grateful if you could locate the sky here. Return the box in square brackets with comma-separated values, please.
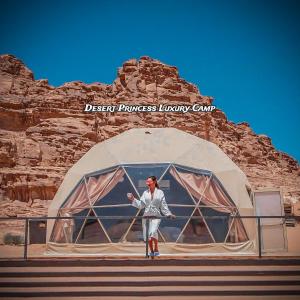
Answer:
[1, 0, 299, 162]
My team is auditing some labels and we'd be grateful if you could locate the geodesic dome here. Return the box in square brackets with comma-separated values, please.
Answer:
[46, 128, 256, 256]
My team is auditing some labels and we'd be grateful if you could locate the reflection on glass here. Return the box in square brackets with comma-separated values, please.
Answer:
[225, 216, 235, 243]
[174, 166, 210, 205]
[76, 210, 109, 244]
[225, 217, 249, 243]
[53, 164, 249, 246]
[180, 209, 213, 244]
[85, 169, 117, 205]
[50, 217, 66, 243]
[94, 206, 137, 242]
[61, 179, 89, 209]
[94, 174, 137, 206]
[124, 165, 168, 196]
[125, 212, 166, 243]
[200, 206, 230, 243]
[160, 206, 194, 242]
[160, 170, 195, 205]
[174, 165, 210, 176]
[158, 230, 165, 242]
[71, 208, 91, 243]
[125, 210, 144, 242]
[51, 208, 90, 243]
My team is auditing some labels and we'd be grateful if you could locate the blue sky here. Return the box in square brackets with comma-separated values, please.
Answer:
[1, 0, 299, 162]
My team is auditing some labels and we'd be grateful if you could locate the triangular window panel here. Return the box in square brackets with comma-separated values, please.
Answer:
[124, 165, 168, 196]
[50, 212, 67, 243]
[160, 206, 194, 242]
[225, 217, 249, 243]
[179, 208, 214, 244]
[160, 167, 195, 205]
[174, 166, 211, 204]
[94, 206, 137, 243]
[85, 168, 117, 205]
[71, 208, 91, 243]
[157, 230, 165, 242]
[200, 205, 231, 243]
[225, 216, 235, 243]
[174, 165, 210, 176]
[124, 209, 166, 243]
[124, 210, 144, 242]
[94, 172, 138, 206]
[199, 176, 235, 208]
[61, 179, 90, 209]
[76, 210, 109, 244]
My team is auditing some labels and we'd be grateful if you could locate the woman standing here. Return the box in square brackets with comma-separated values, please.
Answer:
[127, 176, 175, 257]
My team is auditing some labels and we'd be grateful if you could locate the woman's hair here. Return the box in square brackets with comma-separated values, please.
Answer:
[148, 175, 159, 188]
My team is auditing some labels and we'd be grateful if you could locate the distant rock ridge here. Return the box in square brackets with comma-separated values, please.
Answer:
[0, 54, 299, 219]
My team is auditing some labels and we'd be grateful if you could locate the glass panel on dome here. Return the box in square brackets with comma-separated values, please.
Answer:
[160, 167, 196, 205]
[179, 208, 214, 244]
[124, 211, 166, 243]
[200, 176, 235, 209]
[124, 210, 166, 243]
[61, 178, 90, 209]
[160, 206, 194, 242]
[50, 208, 90, 243]
[94, 171, 138, 206]
[124, 210, 144, 242]
[174, 165, 211, 176]
[225, 215, 249, 243]
[71, 208, 92, 243]
[76, 210, 109, 244]
[200, 205, 231, 243]
[51, 177, 91, 243]
[50, 212, 67, 243]
[124, 164, 169, 196]
[158, 230, 165, 242]
[173, 166, 211, 204]
[94, 205, 137, 242]
[225, 215, 235, 243]
[85, 168, 118, 206]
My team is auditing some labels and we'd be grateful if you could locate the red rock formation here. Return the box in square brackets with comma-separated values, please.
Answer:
[0, 54, 299, 219]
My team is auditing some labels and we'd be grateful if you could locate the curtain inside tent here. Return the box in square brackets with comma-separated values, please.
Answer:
[170, 167, 248, 242]
[50, 168, 124, 243]
[50, 165, 249, 246]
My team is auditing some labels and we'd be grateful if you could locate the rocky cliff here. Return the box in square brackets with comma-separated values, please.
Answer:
[0, 54, 299, 218]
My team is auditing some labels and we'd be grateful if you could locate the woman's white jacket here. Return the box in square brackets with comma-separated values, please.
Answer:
[132, 188, 172, 217]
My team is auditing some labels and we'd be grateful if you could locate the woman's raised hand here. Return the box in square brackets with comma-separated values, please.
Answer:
[168, 214, 176, 219]
[127, 193, 134, 201]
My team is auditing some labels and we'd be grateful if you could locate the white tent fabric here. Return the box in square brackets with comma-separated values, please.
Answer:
[46, 128, 256, 255]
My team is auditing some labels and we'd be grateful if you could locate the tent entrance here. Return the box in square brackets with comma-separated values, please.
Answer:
[253, 189, 287, 253]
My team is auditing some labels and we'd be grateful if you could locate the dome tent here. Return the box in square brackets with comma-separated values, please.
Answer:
[46, 128, 257, 256]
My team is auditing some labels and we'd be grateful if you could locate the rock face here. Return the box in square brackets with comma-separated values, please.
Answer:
[0, 54, 299, 219]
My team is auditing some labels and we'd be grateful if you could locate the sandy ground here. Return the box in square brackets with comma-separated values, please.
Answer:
[0, 226, 299, 259]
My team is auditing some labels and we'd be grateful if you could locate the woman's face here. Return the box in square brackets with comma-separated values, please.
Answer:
[146, 178, 155, 189]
